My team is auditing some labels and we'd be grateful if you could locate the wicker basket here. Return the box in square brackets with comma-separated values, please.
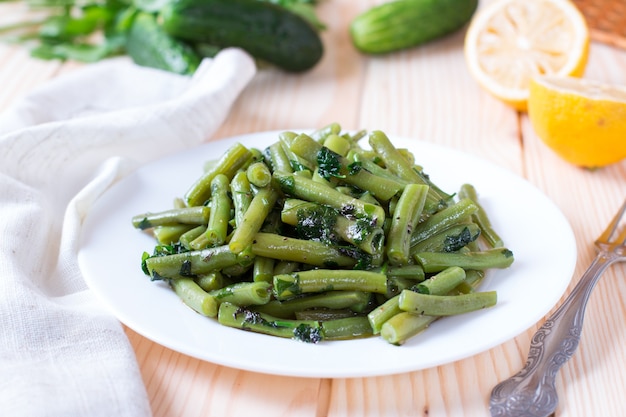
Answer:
[572, 0, 626, 49]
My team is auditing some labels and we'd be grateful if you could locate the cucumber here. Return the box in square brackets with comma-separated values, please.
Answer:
[350, 0, 478, 54]
[125, 12, 200, 75]
[160, 0, 323, 73]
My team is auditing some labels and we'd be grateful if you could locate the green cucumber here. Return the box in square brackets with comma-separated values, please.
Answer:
[125, 12, 200, 75]
[350, 0, 478, 54]
[160, 0, 323, 72]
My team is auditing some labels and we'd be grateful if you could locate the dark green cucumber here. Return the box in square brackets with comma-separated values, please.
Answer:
[160, 0, 323, 72]
[125, 12, 200, 75]
[350, 0, 478, 54]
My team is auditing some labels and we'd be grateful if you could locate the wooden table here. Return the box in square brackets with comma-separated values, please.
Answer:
[2, 1, 626, 416]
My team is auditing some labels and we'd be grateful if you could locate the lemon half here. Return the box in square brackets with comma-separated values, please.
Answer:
[528, 76, 626, 168]
[464, 0, 590, 111]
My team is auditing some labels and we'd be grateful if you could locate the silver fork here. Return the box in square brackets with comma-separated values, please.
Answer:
[489, 198, 626, 417]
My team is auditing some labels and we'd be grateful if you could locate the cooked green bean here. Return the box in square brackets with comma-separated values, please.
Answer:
[409, 223, 480, 254]
[250, 232, 357, 268]
[218, 302, 322, 342]
[230, 171, 252, 228]
[170, 278, 218, 317]
[386, 184, 429, 265]
[414, 248, 514, 273]
[153, 224, 196, 245]
[368, 130, 447, 212]
[368, 295, 402, 334]
[144, 244, 241, 280]
[409, 198, 479, 247]
[458, 183, 504, 248]
[229, 186, 279, 254]
[254, 291, 371, 318]
[398, 290, 497, 316]
[273, 269, 387, 300]
[252, 256, 275, 283]
[185, 142, 253, 207]
[195, 271, 223, 292]
[209, 281, 271, 306]
[322, 133, 351, 156]
[132, 206, 210, 230]
[309, 123, 341, 142]
[179, 225, 207, 250]
[414, 266, 466, 295]
[246, 161, 272, 188]
[204, 174, 231, 247]
[380, 312, 437, 345]
[266, 141, 292, 173]
[321, 316, 373, 340]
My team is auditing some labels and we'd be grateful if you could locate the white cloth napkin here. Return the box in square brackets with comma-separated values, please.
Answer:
[0, 48, 256, 417]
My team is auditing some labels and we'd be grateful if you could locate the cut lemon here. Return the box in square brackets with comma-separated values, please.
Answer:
[528, 75, 626, 168]
[464, 0, 590, 111]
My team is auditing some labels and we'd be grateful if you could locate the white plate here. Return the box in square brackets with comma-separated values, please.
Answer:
[78, 130, 577, 378]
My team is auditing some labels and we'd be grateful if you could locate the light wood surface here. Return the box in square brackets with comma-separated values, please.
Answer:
[2, 1, 626, 416]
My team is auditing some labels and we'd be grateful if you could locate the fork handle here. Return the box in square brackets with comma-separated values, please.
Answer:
[490, 252, 620, 417]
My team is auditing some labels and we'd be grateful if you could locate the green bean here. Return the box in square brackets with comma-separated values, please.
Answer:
[266, 141, 292, 173]
[380, 312, 437, 345]
[280, 132, 314, 173]
[398, 289, 497, 316]
[368, 295, 402, 334]
[246, 161, 272, 188]
[218, 302, 322, 342]
[414, 248, 514, 273]
[409, 198, 479, 247]
[144, 244, 241, 280]
[153, 224, 195, 245]
[385, 264, 426, 282]
[251, 232, 357, 268]
[458, 183, 504, 248]
[273, 171, 385, 227]
[322, 133, 351, 156]
[273, 260, 300, 275]
[185, 142, 253, 207]
[253, 256, 275, 283]
[180, 225, 207, 250]
[321, 316, 373, 340]
[189, 231, 210, 250]
[294, 309, 358, 321]
[230, 171, 252, 228]
[414, 266, 466, 295]
[450, 269, 486, 294]
[409, 223, 480, 254]
[195, 271, 223, 292]
[170, 278, 218, 317]
[254, 291, 371, 318]
[368, 130, 450, 212]
[132, 206, 210, 230]
[386, 184, 429, 265]
[309, 123, 341, 142]
[273, 269, 387, 300]
[205, 174, 231, 247]
[209, 281, 271, 306]
[229, 186, 279, 254]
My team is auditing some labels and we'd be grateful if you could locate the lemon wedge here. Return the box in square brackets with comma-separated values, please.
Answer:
[464, 0, 590, 110]
[528, 75, 626, 168]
